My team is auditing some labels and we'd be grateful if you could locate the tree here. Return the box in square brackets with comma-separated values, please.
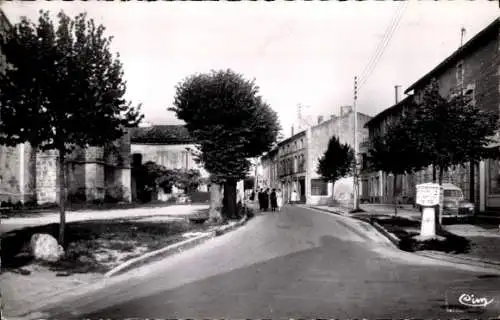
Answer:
[413, 81, 499, 184]
[169, 69, 280, 222]
[0, 11, 143, 246]
[367, 101, 426, 215]
[135, 161, 168, 201]
[371, 80, 499, 228]
[244, 176, 255, 191]
[174, 169, 202, 194]
[316, 136, 354, 204]
[411, 80, 499, 224]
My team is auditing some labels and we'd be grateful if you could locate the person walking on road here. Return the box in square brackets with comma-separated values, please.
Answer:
[291, 189, 298, 205]
[258, 188, 264, 212]
[276, 189, 283, 211]
[270, 189, 278, 212]
[263, 188, 270, 212]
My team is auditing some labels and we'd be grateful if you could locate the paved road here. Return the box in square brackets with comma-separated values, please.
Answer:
[27, 206, 500, 319]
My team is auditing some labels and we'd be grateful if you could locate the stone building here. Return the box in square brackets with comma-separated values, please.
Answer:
[261, 108, 371, 206]
[261, 130, 307, 203]
[307, 109, 372, 206]
[0, 9, 132, 205]
[130, 125, 209, 201]
[361, 17, 500, 212]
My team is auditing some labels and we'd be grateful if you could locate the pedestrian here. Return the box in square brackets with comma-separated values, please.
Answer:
[291, 189, 298, 204]
[270, 188, 277, 212]
[263, 188, 270, 211]
[276, 188, 283, 211]
[258, 188, 264, 211]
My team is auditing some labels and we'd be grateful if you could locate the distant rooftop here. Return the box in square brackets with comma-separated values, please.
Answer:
[130, 125, 195, 144]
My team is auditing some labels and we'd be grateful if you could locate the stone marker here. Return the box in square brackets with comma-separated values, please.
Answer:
[30, 233, 65, 262]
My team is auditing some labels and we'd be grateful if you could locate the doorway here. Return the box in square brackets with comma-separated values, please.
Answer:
[299, 177, 306, 203]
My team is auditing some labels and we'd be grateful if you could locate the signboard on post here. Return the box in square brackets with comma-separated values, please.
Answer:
[416, 182, 441, 237]
[416, 183, 441, 207]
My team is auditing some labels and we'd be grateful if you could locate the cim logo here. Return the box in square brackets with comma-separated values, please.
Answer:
[458, 293, 494, 308]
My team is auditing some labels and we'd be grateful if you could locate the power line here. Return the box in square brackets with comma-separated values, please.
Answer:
[358, 5, 403, 84]
[359, 2, 408, 90]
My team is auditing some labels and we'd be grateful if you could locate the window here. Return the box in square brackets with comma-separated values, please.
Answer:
[489, 159, 500, 195]
[361, 153, 367, 170]
[300, 139, 304, 149]
[298, 155, 304, 172]
[311, 179, 328, 196]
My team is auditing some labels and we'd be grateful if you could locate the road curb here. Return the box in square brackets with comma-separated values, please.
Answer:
[309, 205, 500, 270]
[304, 205, 348, 216]
[368, 220, 401, 247]
[104, 215, 249, 278]
[308, 205, 401, 245]
[416, 251, 500, 270]
[104, 231, 216, 278]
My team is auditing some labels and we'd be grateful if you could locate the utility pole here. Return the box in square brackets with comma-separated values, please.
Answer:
[460, 27, 466, 47]
[353, 76, 360, 211]
[253, 157, 259, 195]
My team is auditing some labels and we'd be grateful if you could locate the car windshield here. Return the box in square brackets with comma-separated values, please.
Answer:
[444, 189, 462, 198]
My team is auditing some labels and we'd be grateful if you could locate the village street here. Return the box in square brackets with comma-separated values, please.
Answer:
[29, 205, 500, 319]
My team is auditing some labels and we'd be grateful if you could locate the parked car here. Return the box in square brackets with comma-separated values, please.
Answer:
[415, 183, 475, 218]
[441, 183, 475, 218]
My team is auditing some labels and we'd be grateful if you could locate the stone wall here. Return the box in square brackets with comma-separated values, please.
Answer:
[36, 150, 59, 204]
[0, 145, 21, 203]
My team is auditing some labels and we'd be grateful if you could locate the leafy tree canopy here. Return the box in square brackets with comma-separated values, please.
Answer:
[367, 101, 426, 176]
[368, 79, 500, 181]
[169, 69, 280, 183]
[414, 80, 499, 171]
[317, 135, 354, 183]
[0, 10, 143, 153]
[137, 162, 203, 194]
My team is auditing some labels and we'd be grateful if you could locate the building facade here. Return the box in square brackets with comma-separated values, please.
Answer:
[261, 109, 371, 206]
[360, 96, 419, 205]
[130, 125, 209, 201]
[307, 109, 372, 206]
[361, 18, 500, 212]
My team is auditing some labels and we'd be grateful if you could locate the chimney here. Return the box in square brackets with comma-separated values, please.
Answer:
[395, 85, 402, 104]
[341, 106, 353, 117]
[317, 115, 324, 124]
[291, 125, 294, 136]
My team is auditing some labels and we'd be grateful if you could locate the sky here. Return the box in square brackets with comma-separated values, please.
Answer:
[1, 1, 498, 138]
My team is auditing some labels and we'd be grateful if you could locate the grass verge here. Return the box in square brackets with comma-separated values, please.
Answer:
[1, 214, 216, 275]
[367, 216, 471, 254]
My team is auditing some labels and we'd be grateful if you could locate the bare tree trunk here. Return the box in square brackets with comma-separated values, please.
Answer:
[209, 183, 223, 223]
[437, 165, 445, 227]
[58, 149, 66, 246]
[331, 181, 336, 206]
[469, 161, 475, 205]
[432, 165, 437, 183]
[31, 144, 38, 204]
[393, 174, 398, 216]
[223, 179, 238, 220]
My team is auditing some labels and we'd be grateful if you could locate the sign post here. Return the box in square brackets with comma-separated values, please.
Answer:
[416, 183, 441, 237]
